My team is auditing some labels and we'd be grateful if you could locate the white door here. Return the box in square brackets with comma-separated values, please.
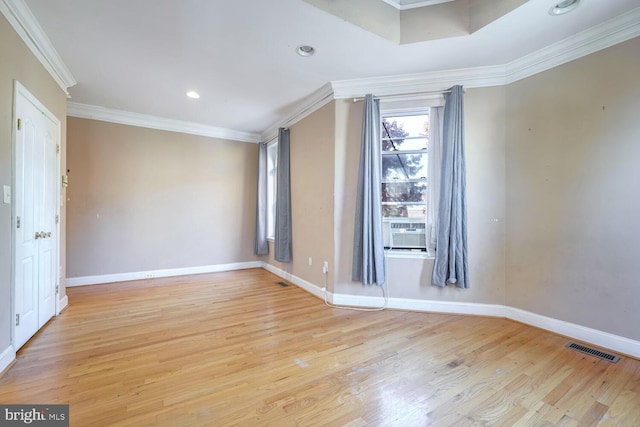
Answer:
[13, 82, 60, 350]
[37, 112, 58, 328]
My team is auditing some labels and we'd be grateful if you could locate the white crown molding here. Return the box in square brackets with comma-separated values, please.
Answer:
[331, 64, 507, 99]
[0, 0, 76, 96]
[6, 0, 637, 144]
[66, 261, 263, 287]
[67, 102, 262, 144]
[506, 6, 640, 84]
[275, 7, 640, 132]
[259, 64, 505, 141]
[261, 83, 335, 142]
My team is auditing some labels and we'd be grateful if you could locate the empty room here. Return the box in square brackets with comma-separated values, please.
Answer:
[1, 0, 640, 425]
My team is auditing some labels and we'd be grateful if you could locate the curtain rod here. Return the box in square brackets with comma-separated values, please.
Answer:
[352, 88, 456, 103]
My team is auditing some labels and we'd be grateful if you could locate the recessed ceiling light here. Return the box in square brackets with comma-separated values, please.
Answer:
[549, 0, 580, 16]
[296, 45, 315, 57]
[186, 91, 200, 99]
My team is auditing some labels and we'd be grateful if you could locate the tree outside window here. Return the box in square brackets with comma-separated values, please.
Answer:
[381, 112, 429, 220]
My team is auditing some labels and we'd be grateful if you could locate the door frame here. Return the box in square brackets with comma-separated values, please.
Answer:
[11, 80, 62, 349]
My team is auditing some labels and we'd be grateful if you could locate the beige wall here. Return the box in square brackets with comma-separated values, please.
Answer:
[263, 103, 335, 288]
[333, 98, 363, 294]
[333, 87, 506, 303]
[66, 118, 258, 277]
[0, 15, 67, 352]
[400, 0, 468, 44]
[505, 37, 640, 340]
[61, 35, 636, 343]
[285, 38, 639, 345]
[303, 0, 399, 43]
[4, 5, 637, 357]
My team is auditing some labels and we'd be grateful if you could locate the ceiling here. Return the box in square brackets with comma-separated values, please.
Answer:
[17, 0, 640, 139]
[383, 0, 456, 9]
[301, 0, 528, 44]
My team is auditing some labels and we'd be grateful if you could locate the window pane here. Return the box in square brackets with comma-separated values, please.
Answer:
[382, 153, 427, 180]
[380, 112, 429, 249]
[381, 115, 428, 151]
[382, 137, 427, 152]
[382, 182, 427, 203]
[382, 204, 427, 219]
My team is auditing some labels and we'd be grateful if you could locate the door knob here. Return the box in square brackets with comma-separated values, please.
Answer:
[35, 232, 42, 239]
[47, 232, 51, 238]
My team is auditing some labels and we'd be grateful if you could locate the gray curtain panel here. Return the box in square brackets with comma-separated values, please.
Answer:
[432, 85, 469, 288]
[254, 142, 269, 255]
[352, 94, 386, 286]
[274, 127, 292, 263]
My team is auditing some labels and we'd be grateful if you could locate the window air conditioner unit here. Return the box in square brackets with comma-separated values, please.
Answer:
[383, 221, 426, 249]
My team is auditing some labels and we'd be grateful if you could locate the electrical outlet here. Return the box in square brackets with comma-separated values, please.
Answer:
[308, 257, 312, 266]
[322, 261, 329, 274]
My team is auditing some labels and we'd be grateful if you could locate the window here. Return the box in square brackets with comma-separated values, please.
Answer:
[381, 110, 429, 251]
[266, 140, 278, 240]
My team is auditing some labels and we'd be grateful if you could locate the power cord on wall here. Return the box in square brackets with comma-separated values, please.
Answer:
[320, 254, 389, 312]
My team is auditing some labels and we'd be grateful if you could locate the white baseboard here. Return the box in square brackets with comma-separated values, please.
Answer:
[505, 306, 640, 359]
[66, 261, 263, 287]
[64, 261, 640, 359]
[261, 264, 640, 359]
[0, 345, 16, 376]
[260, 262, 326, 299]
[57, 294, 69, 314]
[332, 292, 508, 317]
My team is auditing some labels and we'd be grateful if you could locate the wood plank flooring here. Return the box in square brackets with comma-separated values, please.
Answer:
[1, 268, 639, 426]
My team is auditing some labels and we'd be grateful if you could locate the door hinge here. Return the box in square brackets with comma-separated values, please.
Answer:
[55, 214, 59, 224]
[56, 285, 59, 294]
[17, 118, 22, 130]
[16, 314, 20, 326]
[56, 144, 60, 154]
[16, 216, 21, 228]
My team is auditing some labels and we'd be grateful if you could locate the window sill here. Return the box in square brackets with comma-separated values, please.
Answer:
[384, 249, 434, 260]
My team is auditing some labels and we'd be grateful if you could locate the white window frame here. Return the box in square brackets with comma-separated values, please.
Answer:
[266, 140, 278, 241]
[380, 108, 431, 257]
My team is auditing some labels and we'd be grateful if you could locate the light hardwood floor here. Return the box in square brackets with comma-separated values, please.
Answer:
[1, 268, 639, 426]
